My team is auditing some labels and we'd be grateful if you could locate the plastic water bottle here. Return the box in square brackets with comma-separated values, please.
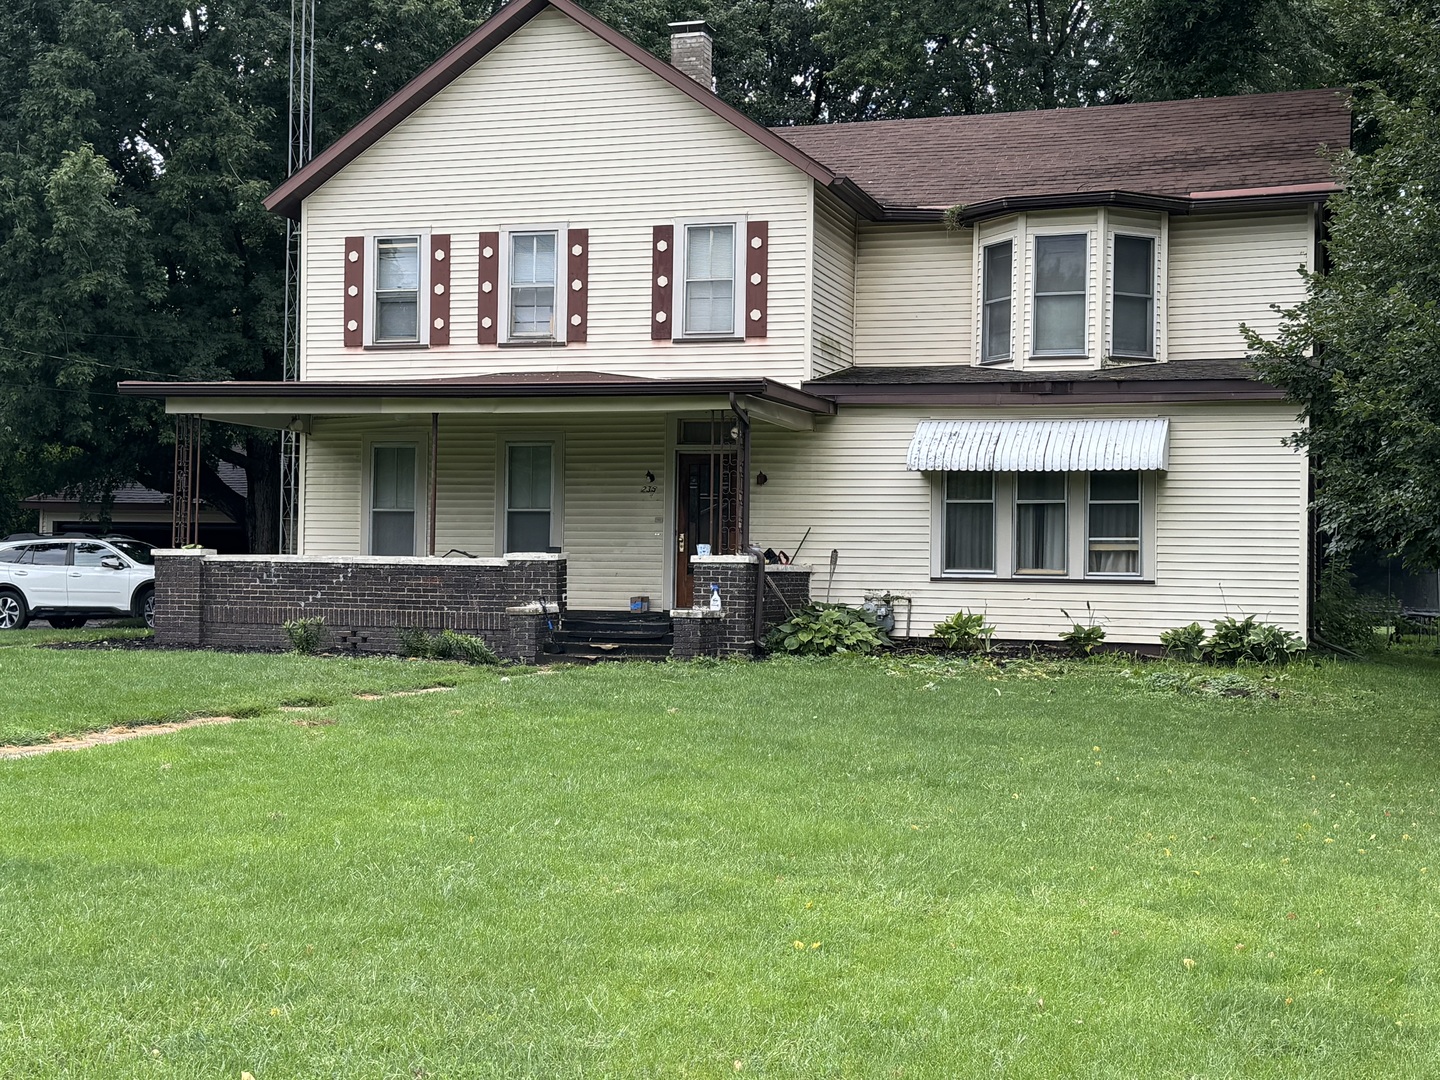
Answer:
[709, 583, 722, 611]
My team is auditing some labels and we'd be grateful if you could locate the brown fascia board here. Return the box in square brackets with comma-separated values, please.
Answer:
[116, 377, 836, 414]
[264, 0, 849, 221]
[942, 187, 1339, 228]
[803, 379, 1287, 405]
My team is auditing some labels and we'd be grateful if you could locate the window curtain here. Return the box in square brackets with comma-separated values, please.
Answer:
[1015, 472, 1066, 572]
[944, 472, 994, 571]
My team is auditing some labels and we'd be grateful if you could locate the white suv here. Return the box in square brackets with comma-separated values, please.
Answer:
[0, 536, 156, 630]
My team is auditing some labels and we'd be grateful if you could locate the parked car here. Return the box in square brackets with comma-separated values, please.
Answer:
[0, 536, 156, 630]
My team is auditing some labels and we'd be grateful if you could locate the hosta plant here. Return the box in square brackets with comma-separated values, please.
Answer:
[932, 610, 996, 653]
[766, 604, 889, 656]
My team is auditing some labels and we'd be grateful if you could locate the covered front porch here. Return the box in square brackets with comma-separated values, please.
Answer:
[121, 372, 828, 657]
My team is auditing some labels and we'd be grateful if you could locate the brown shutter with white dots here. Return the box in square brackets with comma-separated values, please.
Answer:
[745, 221, 769, 339]
[651, 225, 673, 340]
[477, 231, 499, 344]
[343, 236, 364, 346]
[566, 228, 588, 343]
[429, 234, 451, 346]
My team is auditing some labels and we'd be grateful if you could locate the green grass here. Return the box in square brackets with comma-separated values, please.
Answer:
[0, 638, 473, 744]
[0, 645, 1438, 1077]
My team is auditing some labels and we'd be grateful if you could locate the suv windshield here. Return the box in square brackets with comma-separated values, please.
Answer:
[108, 539, 155, 565]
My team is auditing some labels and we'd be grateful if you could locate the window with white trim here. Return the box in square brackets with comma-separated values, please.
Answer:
[504, 442, 556, 553]
[943, 472, 995, 572]
[373, 236, 422, 344]
[370, 444, 418, 556]
[973, 211, 1164, 368]
[936, 471, 1151, 580]
[1111, 235, 1155, 358]
[1015, 472, 1068, 574]
[1033, 234, 1087, 356]
[508, 231, 558, 339]
[1087, 471, 1141, 575]
[981, 240, 1013, 364]
[676, 220, 742, 337]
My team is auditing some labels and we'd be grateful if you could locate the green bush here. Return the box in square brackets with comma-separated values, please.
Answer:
[766, 604, 888, 656]
[397, 626, 434, 658]
[431, 629, 500, 665]
[1312, 560, 1402, 650]
[1159, 622, 1208, 662]
[1059, 608, 1106, 657]
[1208, 615, 1305, 664]
[932, 610, 996, 653]
[282, 617, 326, 655]
[396, 627, 500, 665]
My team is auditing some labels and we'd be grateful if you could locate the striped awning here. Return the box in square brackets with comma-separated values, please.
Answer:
[906, 418, 1170, 472]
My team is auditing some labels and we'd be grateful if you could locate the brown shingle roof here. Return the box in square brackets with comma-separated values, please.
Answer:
[774, 89, 1350, 211]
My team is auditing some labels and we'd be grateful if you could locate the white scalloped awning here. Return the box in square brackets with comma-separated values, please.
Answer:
[906, 418, 1170, 472]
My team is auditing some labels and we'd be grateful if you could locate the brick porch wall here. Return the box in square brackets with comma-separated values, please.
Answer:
[152, 551, 565, 662]
[679, 556, 812, 657]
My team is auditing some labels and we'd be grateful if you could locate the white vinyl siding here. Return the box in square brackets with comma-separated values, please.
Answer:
[811, 187, 856, 378]
[300, 8, 811, 385]
[302, 411, 668, 609]
[750, 402, 1307, 644]
[853, 223, 972, 366]
[1167, 210, 1312, 360]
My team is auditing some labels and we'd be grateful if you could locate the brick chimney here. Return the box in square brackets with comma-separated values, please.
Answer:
[669, 21, 714, 90]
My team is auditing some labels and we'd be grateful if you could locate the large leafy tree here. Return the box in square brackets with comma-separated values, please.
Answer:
[1247, 1, 1440, 568]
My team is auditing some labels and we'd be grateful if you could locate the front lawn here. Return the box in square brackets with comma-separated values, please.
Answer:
[0, 645, 1437, 1077]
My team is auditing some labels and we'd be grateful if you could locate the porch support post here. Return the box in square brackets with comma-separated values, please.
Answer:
[429, 411, 439, 556]
[729, 392, 751, 550]
[171, 414, 201, 548]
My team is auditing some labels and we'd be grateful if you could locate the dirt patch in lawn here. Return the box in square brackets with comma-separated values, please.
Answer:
[0, 716, 244, 759]
[0, 686, 454, 759]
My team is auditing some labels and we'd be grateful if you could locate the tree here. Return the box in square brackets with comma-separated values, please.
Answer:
[1107, 0, 1334, 101]
[1246, 1, 1440, 569]
[815, 0, 1118, 120]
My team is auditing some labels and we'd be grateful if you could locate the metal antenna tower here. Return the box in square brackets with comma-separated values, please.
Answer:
[279, 0, 316, 553]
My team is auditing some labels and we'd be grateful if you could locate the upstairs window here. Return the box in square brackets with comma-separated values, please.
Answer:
[682, 223, 736, 336]
[374, 237, 421, 344]
[1033, 234, 1087, 356]
[981, 240, 1013, 364]
[1111, 235, 1155, 358]
[509, 231, 558, 339]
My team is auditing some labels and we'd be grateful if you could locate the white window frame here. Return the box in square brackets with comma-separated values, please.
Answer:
[938, 471, 998, 575]
[1030, 231, 1091, 359]
[1106, 226, 1163, 361]
[498, 223, 567, 344]
[929, 469, 1156, 580]
[363, 438, 426, 557]
[1085, 471, 1144, 578]
[978, 236, 1017, 365]
[497, 436, 564, 555]
[363, 232, 431, 347]
[672, 217, 746, 340]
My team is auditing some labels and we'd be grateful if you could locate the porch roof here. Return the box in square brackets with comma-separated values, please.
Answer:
[117, 371, 835, 430]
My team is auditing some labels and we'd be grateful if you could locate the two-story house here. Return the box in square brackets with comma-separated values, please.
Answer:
[124, 0, 1348, 656]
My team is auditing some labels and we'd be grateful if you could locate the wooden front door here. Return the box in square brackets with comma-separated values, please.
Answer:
[675, 451, 740, 607]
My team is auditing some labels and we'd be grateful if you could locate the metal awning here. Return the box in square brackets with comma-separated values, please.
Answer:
[906, 418, 1170, 472]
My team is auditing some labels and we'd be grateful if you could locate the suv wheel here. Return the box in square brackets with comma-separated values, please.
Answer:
[136, 587, 156, 630]
[0, 590, 29, 630]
